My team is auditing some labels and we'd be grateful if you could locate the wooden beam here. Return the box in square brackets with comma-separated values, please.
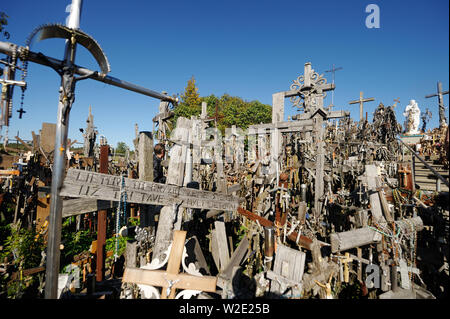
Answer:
[60, 168, 240, 211]
[237, 207, 314, 250]
[62, 198, 117, 218]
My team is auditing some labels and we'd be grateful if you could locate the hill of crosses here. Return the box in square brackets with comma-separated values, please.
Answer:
[0, 0, 448, 301]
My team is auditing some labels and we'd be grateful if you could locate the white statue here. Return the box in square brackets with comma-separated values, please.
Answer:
[403, 99, 421, 135]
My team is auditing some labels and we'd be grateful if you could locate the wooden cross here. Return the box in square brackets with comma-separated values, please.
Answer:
[425, 81, 448, 128]
[393, 98, 400, 108]
[341, 252, 353, 283]
[397, 165, 410, 188]
[349, 91, 375, 122]
[122, 230, 217, 299]
[16, 107, 26, 119]
[206, 102, 224, 127]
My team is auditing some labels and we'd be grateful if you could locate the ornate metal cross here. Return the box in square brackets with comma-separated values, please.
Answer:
[288, 62, 335, 114]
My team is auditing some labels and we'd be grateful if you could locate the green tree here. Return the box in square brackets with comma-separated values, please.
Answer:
[116, 141, 128, 154]
[174, 76, 202, 122]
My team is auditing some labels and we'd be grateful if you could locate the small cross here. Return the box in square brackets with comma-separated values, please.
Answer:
[17, 108, 26, 119]
[341, 252, 353, 283]
[393, 98, 400, 108]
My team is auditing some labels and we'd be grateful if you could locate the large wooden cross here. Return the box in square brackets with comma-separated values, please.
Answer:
[122, 230, 217, 299]
[349, 91, 375, 122]
[425, 81, 448, 128]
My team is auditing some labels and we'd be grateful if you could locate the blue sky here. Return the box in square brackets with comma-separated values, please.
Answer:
[1, 0, 448, 148]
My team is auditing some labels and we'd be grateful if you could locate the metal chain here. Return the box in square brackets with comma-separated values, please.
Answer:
[18, 46, 29, 115]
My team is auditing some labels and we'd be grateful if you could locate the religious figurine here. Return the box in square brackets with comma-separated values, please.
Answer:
[403, 99, 421, 135]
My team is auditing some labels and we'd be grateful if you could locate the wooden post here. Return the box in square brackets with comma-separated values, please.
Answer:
[138, 131, 154, 182]
[153, 117, 190, 262]
[96, 144, 108, 282]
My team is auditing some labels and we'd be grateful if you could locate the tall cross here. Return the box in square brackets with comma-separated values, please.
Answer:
[325, 64, 343, 107]
[0, 0, 177, 298]
[349, 91, 375, 122]
[122, 230, 217, 299]
[425, 81, 448, 128]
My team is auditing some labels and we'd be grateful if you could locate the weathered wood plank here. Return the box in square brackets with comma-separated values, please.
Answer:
[214, 221, 230, 271]
[365, 165, 385, 222]
[269, 243, 305, 294]
[62, 198, 117, 218]
[60, 168, 240, 211]
[122, 268, 217, 293]
[330, 227, 382, 253]
[219, 236, 249, 281]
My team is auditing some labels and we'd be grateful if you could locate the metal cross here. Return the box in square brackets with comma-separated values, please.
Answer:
[325, 64, 343, 106]
[0, 0, 177, 298]
[349, 91, 375, 122]
[16, 107, 25, 118]
[425, 81, 448, 128]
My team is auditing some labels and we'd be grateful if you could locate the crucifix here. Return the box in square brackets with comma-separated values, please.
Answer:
[324, 64, 343, 107]
[0, 0, 177, 298]
[425, 81, 448, 128]
[349, 91, 375, 122]
[122, 230, 217, 299]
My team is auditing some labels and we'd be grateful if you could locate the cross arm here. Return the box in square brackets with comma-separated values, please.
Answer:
[284, 83, 335, 98]
[0, 41, 177, 104]
[122, 268, 218, 293]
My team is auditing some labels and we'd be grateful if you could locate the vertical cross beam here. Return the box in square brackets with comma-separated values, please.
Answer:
[425, 81, 448, 128]
[349, 91, 375, 122]
[45, 0, 83, 299]
[96, 144, 109, 282]
[324, 64, 343, 106]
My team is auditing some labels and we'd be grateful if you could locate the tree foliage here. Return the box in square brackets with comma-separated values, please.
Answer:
[116, 141, 128, 154]
[173, 76, 202, 123]
[173, 77, 272, 133]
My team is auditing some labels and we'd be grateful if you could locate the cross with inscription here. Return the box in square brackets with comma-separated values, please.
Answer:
[122, 230, 217, 299]
[349, 91, 375, 122]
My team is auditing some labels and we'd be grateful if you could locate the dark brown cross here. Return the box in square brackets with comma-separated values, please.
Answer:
[17, 107, 26, 119]
[206, 102, 224, 126]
